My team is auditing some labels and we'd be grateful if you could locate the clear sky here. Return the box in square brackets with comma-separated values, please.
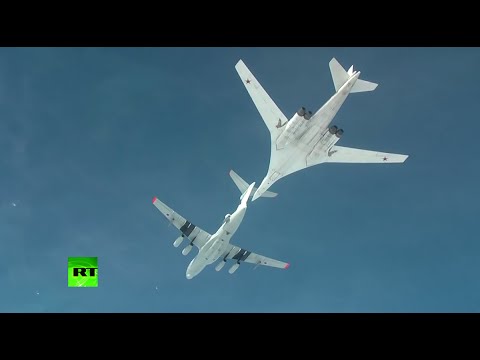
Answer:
[1, 47, 479, 312]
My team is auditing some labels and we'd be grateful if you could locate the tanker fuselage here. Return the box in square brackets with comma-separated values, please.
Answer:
[185, 202, 247, 279]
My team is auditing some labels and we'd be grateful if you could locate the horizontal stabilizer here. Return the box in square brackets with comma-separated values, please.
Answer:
[229, 170, 278, 199]
[329, 57, 378, 93]
[351, 79, 378, 93]
[329, 58, 350, 92]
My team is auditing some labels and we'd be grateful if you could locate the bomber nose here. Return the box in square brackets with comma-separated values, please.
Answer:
[251, 190, 261, 201]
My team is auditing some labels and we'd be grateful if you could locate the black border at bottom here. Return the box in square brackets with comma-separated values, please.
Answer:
[4, 313, 478, 341]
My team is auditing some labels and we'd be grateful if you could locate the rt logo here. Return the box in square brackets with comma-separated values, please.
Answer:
[68, 257, 98, 287]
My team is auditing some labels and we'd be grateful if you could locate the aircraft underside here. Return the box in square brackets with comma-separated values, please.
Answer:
[237, 58, 408, 201]
[268, 117, 342, 180]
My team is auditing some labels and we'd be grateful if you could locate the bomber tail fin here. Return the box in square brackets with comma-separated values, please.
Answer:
[229, 170, 278, 201]
[329, 58, 378, 93]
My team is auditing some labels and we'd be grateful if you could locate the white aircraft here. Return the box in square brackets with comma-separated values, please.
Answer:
[152, 179, 289, 280]
[235, 58, 409, 201]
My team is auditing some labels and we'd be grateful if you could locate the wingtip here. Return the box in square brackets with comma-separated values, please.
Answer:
[284, 263, 290, 270]
[152, 196, 157, 204]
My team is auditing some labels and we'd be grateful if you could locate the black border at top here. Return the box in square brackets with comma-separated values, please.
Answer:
[0, 11, 479, 46]
[0, 32, 477, 46]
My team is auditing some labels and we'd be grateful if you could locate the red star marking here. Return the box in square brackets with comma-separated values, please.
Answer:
[246, 79, 251, 84]
[383, 157, 388, 161]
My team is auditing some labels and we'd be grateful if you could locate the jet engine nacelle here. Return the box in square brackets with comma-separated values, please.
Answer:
[228, 262, 240, 274]
[328, 126, 344, 138]
[324, 126, 343, 150]
[173, 235, 184, 248]
[182, 244, 193, 256]
[296, 107, 313, 120]
[318, 126, 339, 146]
[329, 125, 338, 134]
[224, 214, 231, 223]
[308, 126, 344, 158]
[215, 260, 226, 271]
[276, 107, 312, 149]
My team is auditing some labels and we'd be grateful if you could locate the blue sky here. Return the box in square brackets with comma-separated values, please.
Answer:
[0, 47, 479, 312]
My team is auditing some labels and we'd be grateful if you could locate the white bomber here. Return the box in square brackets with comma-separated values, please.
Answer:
[234, 58, 409, 201]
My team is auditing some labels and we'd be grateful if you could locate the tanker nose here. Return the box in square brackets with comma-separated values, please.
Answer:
[186, 273, 194, 280]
